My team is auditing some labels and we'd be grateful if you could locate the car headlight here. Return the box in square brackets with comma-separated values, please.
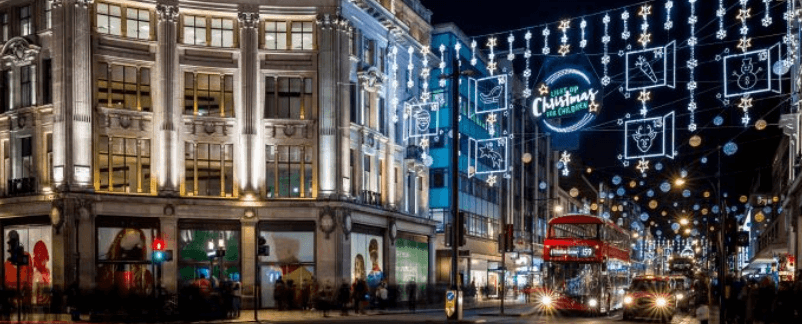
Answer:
[676, 293, 684, 300]
[541, 296, 552, 306]
[624, 296, 633, 304]
[588, 298, 598, 307]
[655, 297, 668, 307]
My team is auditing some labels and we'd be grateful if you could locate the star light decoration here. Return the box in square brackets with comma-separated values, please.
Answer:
[716, 0, 727, 39]
[420, 46, 431, 100]
[486, 113, 498, 136]
[390, 46, 399, 123]
[559, 151, 572, 176]
[737, 1, 752, 52]
[523, 31, 533, 98]
[601, 14, 611, 86]
[621, 10, 631, 40]
[687, 0, 698, 132]
[470, 39, 478, 66]
[539, 83, 549, 96]
[407, 46, 415, 89]
[558, 20, 571, 56]
[762, 0, 772, 26]
[542, 27, 551, 55]
[487, 37, 498, 75]
[664, 0, 674, 30]
[486, 174, 497, 187]
[638, 90, 651, 117]
[639, 4, 652, 47]
[637, 158, 650, 174]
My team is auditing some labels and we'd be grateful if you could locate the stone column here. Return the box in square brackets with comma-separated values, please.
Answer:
[50, 0, 94, 190]
[155, 1, 180, 195]
[385, 226, 397, 285]
[161, 216, 178, 294]
[238, 8, 260, 195]
[240, 217, 257, 307]
[75, 200, 95, 292]
[317, 14, 351, 198]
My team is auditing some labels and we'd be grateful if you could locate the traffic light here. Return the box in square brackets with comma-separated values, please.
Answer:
[457, 212, 467, 247]
[151, 237, 172, 263]
[6, 230, 19, 264]
[258, 236, 270, 256]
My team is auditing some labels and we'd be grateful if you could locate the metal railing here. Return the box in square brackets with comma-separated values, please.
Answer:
[359, 190, 382, 207]
[6, 177, 36, 196]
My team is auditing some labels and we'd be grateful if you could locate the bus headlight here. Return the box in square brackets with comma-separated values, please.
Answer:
[655, 297, 668, 308]
[624, 296, 633, 305]
[676, 293, 684, 301]
[588, 298, 598, 307]
[541, 296, 553, 306]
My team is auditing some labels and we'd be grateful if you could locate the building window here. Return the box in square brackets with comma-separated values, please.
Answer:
[46, 133, 52, 186]
[265, 145, 313, 198]
[183, 16, 235, 47]
[264, 76, 312, 119]
[96, 136, 151, 194]
[45, 1, 52, 29]
[291, 22, 313, 50]
[258, 222, 316, 308]
[19, 137, 32, 179]
[430, 168, 447, 188]
[19, 6, 31, 36]
[184, 142, 234, 197]
[42, 59, 52, 105]
[1, 13, 8, 41]
[96, 3, 152, 40]
[96, 218, 158, 296]
[184, 72, 234, 117]
[210, 18, 234, 47]
[178, 223, 241, 289]
[126, 7, 150, 40]
[264, 21, 286, 50]
[97, 63, 152, 111]
[20, 65, 32, 107]
[264, 20, 313, 50]
[96, 3, 122, 36]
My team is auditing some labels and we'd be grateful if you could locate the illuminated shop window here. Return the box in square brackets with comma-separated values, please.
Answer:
[96, 3, 152, 40]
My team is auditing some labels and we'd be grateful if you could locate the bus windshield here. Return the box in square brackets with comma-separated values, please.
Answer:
[550, 223, 599, 239]
[630, 279, 669, 292]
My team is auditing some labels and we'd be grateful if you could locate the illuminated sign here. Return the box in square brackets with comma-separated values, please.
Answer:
[533, 65, 601, 134]
[549, 246, 594, 258]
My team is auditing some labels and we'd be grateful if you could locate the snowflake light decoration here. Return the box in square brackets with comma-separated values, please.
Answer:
[470, 39, 477, 66]
[601, 14, 611, 86]
[438, 44, 446, 88]
[622, 10, 631, 40]
[507, 33, 515, 61]
[762, 0, 772, 26]
[420, 46, 431, 100]
[523, 31, 533, 98]
[559, 151, 572, 176]
[407, 46, 414, 89]
[580, 19, 588, 49]
[542, 27, 551, 55]
[664, 1, 674, 30]
[687, 0, 698, 132]
[390, 46, 399, 123]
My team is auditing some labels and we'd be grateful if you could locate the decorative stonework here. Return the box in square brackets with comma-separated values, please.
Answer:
[1, 37, 41, 67]
[156, 4, 179, 22]
[75, 0, 94, 9]
[238, 12, 259, 29]
[358, 67, 384, 93]
[49, 0, 64, 8]
[316, 13, 352, 33]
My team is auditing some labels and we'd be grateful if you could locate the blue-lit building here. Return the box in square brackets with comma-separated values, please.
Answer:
[428, 23, 558, 295]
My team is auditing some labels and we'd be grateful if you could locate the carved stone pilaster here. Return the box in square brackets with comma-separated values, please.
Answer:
[238, 12, 259, 29]
[74, 0, 93, 9]
[49, 0, 64, 8]
[156, 4, 179, 23]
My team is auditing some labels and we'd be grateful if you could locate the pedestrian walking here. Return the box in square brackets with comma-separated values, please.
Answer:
[376, 282, 388, 310]
[274, 276, 285, 310]
[756, 276, 775, 324]
[406, 280, 417, 313]
[696, 301, 710, 324]
[352, 278, 367, 314]
[337, 283, 350, 316]
[745, 280, 758, 324]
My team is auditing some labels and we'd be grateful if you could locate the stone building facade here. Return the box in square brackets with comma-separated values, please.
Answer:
[0, 0, 435, 309]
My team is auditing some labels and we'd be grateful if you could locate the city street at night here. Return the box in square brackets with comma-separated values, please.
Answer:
[2, 0, 802, 323]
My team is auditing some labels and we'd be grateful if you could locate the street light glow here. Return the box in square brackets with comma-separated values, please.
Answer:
[675, 178, 686, 186]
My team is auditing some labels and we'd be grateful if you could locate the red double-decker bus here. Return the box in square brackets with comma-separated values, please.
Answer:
[537, 214, 631, 314]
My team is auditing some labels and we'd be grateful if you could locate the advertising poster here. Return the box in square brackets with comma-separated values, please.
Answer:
[97, 227, 155, 295]
[351, 233, 383, 289]
[395, 238, 428, 300]
[258, 231, 315, 308]
[4, 225, 52, 306]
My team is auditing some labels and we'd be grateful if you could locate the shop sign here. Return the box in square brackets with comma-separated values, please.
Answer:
[533, 64, 601, 134]
[445, 290, 456, 317]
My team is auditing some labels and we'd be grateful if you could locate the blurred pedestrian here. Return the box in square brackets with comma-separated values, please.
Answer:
[696, 300, 710, 324]
[66, 282, 80, 321]
[745, 280, 758, 324]
[337, 282, 350, 316]
[774, 281, 794, 323]
[406, 280, 417, 313]
[756, 277, 775, 324]
[274, 276, 285, 310]
[352, 278, 367, 314]
[376, 281, 388, 310]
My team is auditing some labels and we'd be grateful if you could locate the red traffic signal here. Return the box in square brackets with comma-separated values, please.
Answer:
[152, 238, 166, 251]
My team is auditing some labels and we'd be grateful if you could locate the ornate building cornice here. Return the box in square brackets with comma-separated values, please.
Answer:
[316, 13, 352, 33]
[75, 0, 94, 9]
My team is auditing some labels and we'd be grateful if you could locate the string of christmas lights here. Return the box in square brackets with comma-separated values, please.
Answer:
[559, 20, 571, 56]
[542, 26, 551, 55]
[687, 0, 698, 132]
[664, 0, 673, 30]
[602, 14, 611, 86]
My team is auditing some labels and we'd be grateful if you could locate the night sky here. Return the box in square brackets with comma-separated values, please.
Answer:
[419, 0, 790, 230]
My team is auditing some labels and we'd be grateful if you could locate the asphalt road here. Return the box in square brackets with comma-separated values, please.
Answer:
[254, 309, 701, 324]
